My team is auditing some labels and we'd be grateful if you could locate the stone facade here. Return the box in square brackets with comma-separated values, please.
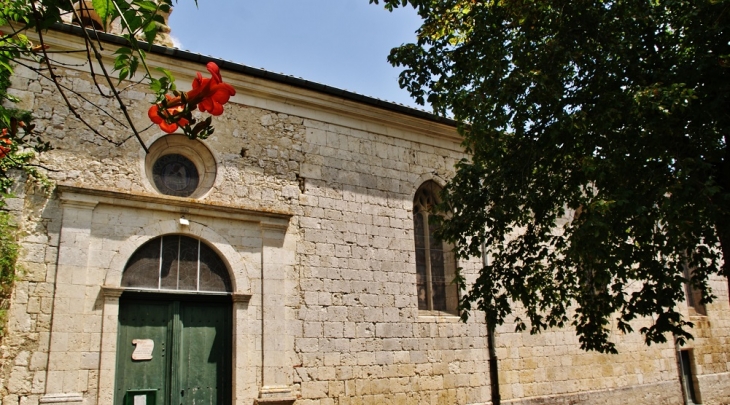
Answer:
[1, 26, 729, 405]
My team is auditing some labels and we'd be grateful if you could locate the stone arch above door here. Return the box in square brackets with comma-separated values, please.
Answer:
[105, 220, 250, 294]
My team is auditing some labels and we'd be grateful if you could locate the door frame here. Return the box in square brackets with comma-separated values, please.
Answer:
[98, 287, 251, 405]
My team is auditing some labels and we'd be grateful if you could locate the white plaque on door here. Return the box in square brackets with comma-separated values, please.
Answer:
[134, 394, 146, 405]
[131, 339, 154, 361]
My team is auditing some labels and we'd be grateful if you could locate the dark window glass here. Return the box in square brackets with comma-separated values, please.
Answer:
[429, 219, 447, 309]
[413, 181, 458, 313]
[178, 236, 199, 291]
[414, 212, 428, 310]
[199, 243, 231, 292]
[152, 154, 200, 197]
[122, 235, 231, 292]
[160, 235, 179, 289]
[680, 350, 700, 403]
[121, 241, 159, 289]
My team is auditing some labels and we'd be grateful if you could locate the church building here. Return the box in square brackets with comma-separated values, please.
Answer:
[1, 16, 729, 405]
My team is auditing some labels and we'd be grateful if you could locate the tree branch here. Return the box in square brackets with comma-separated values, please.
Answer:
[67, 1, 150, 153]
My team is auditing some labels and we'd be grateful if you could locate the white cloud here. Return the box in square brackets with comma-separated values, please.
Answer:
[170, 34, 183, 49]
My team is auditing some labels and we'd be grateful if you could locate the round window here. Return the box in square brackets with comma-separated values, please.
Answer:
[152, 154, 200, 197]
[144, 135, 217, 199]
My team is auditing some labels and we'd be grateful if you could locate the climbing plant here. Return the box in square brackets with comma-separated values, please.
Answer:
[0, 211, 19, 338]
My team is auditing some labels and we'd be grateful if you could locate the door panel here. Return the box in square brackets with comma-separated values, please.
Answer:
[116, 301, 172, 405]
[116, 298, 231, 405]
[176, 302, 232, 404]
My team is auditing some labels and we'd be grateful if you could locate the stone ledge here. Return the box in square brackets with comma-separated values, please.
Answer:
[254, 398, 297, 405]
[39, 393, 83, 404]
[256, 386, 297, 405]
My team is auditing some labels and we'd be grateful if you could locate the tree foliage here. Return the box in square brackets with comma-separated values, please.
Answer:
[373, 0, 730, 353]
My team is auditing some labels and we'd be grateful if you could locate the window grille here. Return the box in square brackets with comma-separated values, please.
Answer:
[122, 235, 231, 292]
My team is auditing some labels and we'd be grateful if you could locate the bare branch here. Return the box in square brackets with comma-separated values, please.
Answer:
[4, 157, 61, 172]
[74, 4, 116, 100]
[43, 56, 91, 68]
[118, 76, 148, 93]
[25, 4, 127, 146]
[67, 3, 150, 153]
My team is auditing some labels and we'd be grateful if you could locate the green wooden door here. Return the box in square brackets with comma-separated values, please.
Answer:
[116, 300, 172, 405]
[116, 297, 231, 405]
[177, 302, 232, 404]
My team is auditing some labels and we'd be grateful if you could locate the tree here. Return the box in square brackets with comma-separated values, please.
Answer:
[372, 0, 730, 353]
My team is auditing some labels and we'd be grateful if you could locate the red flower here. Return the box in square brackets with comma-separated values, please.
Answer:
[148, 94, 189, 134]
[148, 62, 235, 134]
[0, 128, 12, 158]
[186, 62, 236, 116]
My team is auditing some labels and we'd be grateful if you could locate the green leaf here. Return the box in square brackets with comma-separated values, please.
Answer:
[91, 0, 112, 28]
[133, 1, 159, 12]
[125, 12, 143, 33]
[142, 21, 158, 44]
[114, 47, 133, 56]
[113, 56, 128, 71]
[149, 78, 162, 93]
[0, 61, 13, 74]
[117, 67, 129, 84]
[128, 57, 139, 79]
[156, 67, 175, 83]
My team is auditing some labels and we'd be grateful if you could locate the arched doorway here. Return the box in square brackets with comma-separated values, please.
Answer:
[115, 235, 233, 405]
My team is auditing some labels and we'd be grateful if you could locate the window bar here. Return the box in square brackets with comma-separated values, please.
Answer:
[197, 239, 201, 292]
[422, 211, 434, 311]
[176, 235, 181, 290]
[157, 237, 163, 290]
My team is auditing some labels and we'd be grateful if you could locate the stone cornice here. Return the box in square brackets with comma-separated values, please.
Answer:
[101, 285, 252, 302]
[57, 185, 292, 227]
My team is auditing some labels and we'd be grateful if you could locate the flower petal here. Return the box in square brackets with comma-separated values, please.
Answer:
[159, 121, 178, 133]
[192, 72, 204, 89]
[198, 99, 214, 113]
[148, 105, 163, 124]
[206, 62, 222, 83]
[208, 102, 224, 116]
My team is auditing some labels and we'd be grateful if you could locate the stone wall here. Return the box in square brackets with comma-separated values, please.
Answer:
[0, 174, 60, 405]
[1, 27, 729, 405]
[290, 117, 490, 405]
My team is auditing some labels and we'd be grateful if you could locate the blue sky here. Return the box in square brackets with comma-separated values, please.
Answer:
[167, 1, 424, 108]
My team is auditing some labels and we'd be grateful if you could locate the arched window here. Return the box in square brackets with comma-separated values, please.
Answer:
[122, 235, 232, 292]
[413, 181, 458, 314]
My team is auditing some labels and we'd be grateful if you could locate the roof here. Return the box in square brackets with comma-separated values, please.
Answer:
[52, 23, 458, 127]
